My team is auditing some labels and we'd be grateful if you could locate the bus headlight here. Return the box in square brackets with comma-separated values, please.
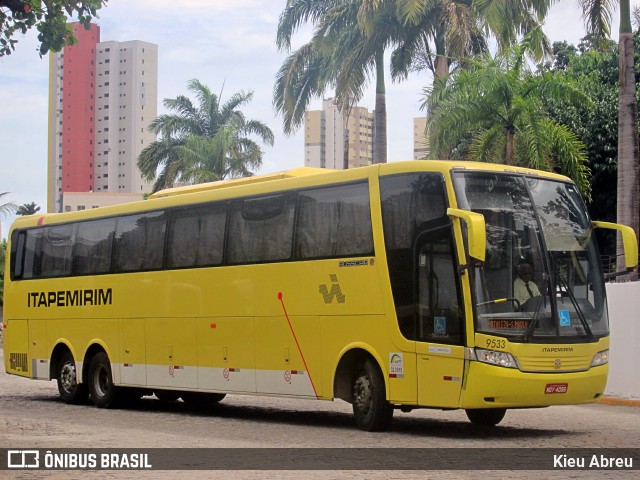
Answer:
[474, 349, 518, 369]
[591, 349, 609, 367]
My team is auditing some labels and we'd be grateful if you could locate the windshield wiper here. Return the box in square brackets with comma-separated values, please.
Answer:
[522, 277, 547, 342]
[557, 274, 595, 342]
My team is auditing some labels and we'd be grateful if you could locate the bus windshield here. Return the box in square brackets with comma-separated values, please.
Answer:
[452, 171, 608, 342]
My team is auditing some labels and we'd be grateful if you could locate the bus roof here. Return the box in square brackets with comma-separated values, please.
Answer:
[148, 161, 571, 199]
[9, 160, 572, 232]
[148, 167, 332, 199]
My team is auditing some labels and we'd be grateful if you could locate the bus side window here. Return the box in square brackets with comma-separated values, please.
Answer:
[11, 230, 26, 279]
[167, 212, 200, 268]
[40, 224, 76, 278]
[73, 218, 116, 275]
[167, 204, 226, 268]
[227, 194, 296, 264]
[295, 182, 373, 260]
[114, 211, 166, 272]
[22, 228, 44, 279]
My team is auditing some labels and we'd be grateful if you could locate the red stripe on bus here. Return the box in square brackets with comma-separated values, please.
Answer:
[278, 292, 319, 399]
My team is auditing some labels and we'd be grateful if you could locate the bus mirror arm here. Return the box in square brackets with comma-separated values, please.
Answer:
[458, 259, 484, 275]
[447, 208, 486, 264]
[592, 221, 639, 271]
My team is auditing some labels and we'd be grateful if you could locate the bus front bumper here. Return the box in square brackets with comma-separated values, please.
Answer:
[461, 361, 608, 409]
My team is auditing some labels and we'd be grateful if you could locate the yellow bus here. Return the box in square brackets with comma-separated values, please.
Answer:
[3, 161, 637, 431]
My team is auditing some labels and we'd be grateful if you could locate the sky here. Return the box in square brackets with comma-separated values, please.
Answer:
[1, 0, 640, 238]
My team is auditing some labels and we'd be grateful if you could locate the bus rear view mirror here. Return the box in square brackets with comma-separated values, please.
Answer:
[592, 221, 639, 270]
[447, 208, 486, 263]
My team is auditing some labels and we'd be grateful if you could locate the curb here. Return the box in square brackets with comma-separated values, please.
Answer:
[599, 396, 640, 407]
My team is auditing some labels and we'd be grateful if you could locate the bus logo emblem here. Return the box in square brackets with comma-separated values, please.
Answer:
[319, 274, 345, 304]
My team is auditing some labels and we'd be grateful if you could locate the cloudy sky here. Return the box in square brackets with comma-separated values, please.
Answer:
[1, 0, 640, 238]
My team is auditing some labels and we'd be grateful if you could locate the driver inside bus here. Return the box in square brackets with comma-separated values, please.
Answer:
[513, 263, 541, 308]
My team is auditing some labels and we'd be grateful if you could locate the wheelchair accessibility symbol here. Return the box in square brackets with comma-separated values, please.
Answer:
[559, 310, 571, 327]
[434, 317, 447, 335]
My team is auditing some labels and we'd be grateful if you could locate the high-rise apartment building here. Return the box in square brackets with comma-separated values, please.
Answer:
[47, 23, 158, 213]
[304, 98, 374, 170]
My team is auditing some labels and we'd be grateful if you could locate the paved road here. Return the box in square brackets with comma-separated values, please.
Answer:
[0, 346, 637, 480]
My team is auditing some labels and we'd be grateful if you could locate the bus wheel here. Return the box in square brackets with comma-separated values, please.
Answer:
[56, 351, 88, 404]
[155, 390, 180, 402]
[181, 392, 226, 405]
[352, 360, 393, 432]
[88, 352, 120, 408]
[465, 408, 506, 426]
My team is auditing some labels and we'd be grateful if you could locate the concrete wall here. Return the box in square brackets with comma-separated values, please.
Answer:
[605, 282, 640, 399]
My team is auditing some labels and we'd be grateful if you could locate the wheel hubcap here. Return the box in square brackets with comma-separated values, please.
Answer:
[60, 363, 77, 393]
[354, 376, 372, 413]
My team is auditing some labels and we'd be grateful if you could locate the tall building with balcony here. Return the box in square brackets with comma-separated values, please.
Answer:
[304, 98, 374, 170]
[47, 23, 158, 213]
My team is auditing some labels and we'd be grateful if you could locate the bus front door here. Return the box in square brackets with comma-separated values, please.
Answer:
[415, 226, 465, 408]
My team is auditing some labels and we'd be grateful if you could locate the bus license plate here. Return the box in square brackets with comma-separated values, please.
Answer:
[545, 383, 568, 394]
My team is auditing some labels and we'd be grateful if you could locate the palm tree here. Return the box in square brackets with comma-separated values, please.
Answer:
[275, 0, 399, 163]
[0, 192, 16, 217]
[138, 79, 275, 193]
[616, 0, 640, 277]
[578, 0, 617, 51]
[424, 36, 592, 197]
[275, 0, 552, 165]
[275, 0, 497, 163]
[364, 0, 553, 80]
[579, 0, 639, 276]
[16, 202, 41, 216]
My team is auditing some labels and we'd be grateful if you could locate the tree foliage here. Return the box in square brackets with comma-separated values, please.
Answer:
[0, 0, 105, 57]
[16, 202, 40, 215]
[544, 30, 640, 261]
[274, 0, 398, 164]
[0, 193, 15, 306]
[543, 40, 620, 217]
[0, 239, 6, 306]
[425, 34, 591, 197]
[274, 0, 552, 165]
[0, 192, 12, 307]
[0, 192, 16, 217]
[390, 0, 553, 72]
[138, 79, 275, 193]
[577, 0, 617, 51]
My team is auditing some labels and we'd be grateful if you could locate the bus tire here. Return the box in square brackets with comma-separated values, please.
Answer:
[465, 408, 506, 426]
[56, 351, 88, 405]
[352, 359, 393, 431]
[88, 352, 120, 409]
[180, 392, 226, 405]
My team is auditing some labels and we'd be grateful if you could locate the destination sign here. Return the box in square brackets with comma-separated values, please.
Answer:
[487, 319, 530, 329]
